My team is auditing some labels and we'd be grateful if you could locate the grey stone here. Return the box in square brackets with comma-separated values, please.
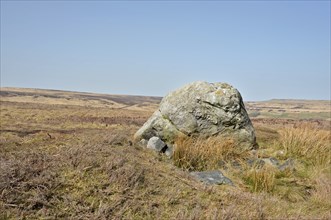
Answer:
[262, 157, 280, 166]
[165, 146, 173, 158]
[147, 137, 166, 152]
[134, 81, 256, 151]
[218, 160, 243, 170]
[246, 157, 294, 172]
[190, 170, 234, 186]
[247, 159, 265, 169]
[246, 158, 255, 167]
[278, 158, 295, 171]
[231, 160, 242, 170]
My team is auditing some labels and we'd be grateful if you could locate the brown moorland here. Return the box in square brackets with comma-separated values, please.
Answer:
[0, 87, 330, 219]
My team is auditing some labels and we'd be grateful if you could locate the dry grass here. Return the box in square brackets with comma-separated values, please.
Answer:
[310, 174, 331, 212]
[243, 165, 278, 193]
[173, 136, 249, 171]
[0, 124, 287, 219]
[278, 124, 331, 168]
[172, 124, 331, 219]
[1, 89, 331, 219]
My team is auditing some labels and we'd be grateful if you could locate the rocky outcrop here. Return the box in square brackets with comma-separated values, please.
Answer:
[134, 81, 257, 150]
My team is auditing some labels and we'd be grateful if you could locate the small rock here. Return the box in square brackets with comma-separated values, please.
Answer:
[247, 157, 279, 169]
[165, 146, 173, 158]
[278, 158, 295, 171]
[190, 170, 234, 186]
[247, 159, 265, 168]
[147, 137, 166, 152]
[275, 150, 285, 157]
[247, 157, 295, 172]
[231, 161, 242, 170]
[262, 157, 280, 166]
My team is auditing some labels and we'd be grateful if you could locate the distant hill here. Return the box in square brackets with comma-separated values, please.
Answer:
[1, 87, 330, 120]
[0, 87, 162, 111]
[246, 99, 330, 120]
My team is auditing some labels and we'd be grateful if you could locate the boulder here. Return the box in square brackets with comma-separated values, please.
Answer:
[134, 81, 256, 150]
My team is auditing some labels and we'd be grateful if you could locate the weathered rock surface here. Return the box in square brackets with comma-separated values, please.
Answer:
[164, 146, 173, 158]
[247, 157, 295, 171]
[190, 170, 234, 186]
[147, 137, 166, 152]
[138, 137, 173, 158]
[134, 81, 256, 150]
[278, 158, 295, 171]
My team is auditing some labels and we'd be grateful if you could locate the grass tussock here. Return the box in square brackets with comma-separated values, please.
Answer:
[243, 165, 278, 193]
[278, 124, 331, 168]
[173, 136, 249, 171]
[310, 174, 331, 211]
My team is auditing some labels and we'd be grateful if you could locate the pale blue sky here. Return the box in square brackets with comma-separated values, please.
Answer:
[1, 1, 330, 101]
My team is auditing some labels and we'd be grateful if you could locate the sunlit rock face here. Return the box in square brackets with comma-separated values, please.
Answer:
[134, 81, 256, 150]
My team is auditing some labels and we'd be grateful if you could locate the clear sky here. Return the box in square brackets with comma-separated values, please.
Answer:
[1, 1, 330, 101]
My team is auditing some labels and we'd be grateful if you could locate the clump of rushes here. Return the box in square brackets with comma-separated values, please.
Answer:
[173, 136, 249, 171]
[278, 124, 331, 169]
[243, 164, 278, 193]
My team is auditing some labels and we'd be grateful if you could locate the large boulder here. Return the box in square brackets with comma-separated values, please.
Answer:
[134, 81, 256, 150]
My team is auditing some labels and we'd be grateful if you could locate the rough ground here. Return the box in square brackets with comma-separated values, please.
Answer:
[0, 88, 330, 219]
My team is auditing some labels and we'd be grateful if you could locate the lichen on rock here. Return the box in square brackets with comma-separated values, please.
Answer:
[134, 81, 257, 151]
